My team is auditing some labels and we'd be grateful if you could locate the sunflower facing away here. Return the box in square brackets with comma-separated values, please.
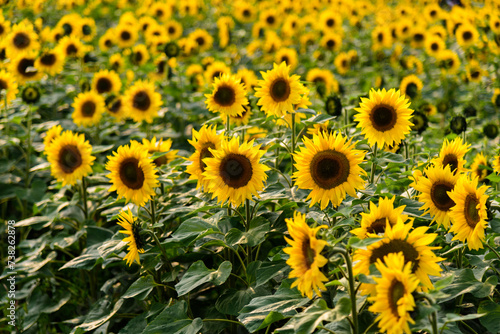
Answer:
[106, 141, 159, 207]
[205, 73, 248, 117]
[368, 252, 419, 334]
[283, 211, 328, 299]
[185, 125, 226, 191]
[123, 80, 163, 123]
[92, 70, 122, 95]
[117, 209, 146, 266]
[431, 137, 470, 174]
[355, 88, 414, 148]
[293, 131, 366, 210]
[42, 124, 63, 151]
[351, 197, 408, 239]
[203, 137, 270, 207]
[255, 62, 308, 118]
[448, 175, 489, 250]
[470, 152, 489, 182]
[493, 154, 500, 174]
[72, 90, 106, 127]
[45, 130, 95, 186]
[141, 137, 179, 167]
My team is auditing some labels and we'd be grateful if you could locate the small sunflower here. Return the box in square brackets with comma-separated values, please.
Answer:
[205, 73, 248, 118]
[293, 131, 366, 210]
[334, 52, 351, 75]
[57, 35, 88, 58]
[204, 61, 231, 84]
[399, 75, 423, 100]
[123, 80, 163, 123]
[106, 95, 127, 119]
[466, 60, 484, 83]
[456, 24, 479, 48]
[9, 51, 43, 84]
[351, 197, 408, 239]
[185, 125, 225, 190]
[235, 69, 259, 93]
[306, 68, 339, 97]
[283, 212, 328, 299]
[203, 137, 270, 207]
[492, 88, 500, 107]
[42, 124, 63, 151]
[36, 48, 65, 76]
[221, 104, 253, 127]
[106, 141, 159, 206]
[431, 137, 470, 174]
[0, 70, 19, 107]
[320, 32, 342, 52]
[130, 44, 150, 66]
[141, 137, 178, 167]
[470, 152, 489, 182]
[255, 62, 308, 118]
[355, 88, 414, 148]
[72, 91, 106, 127]
[114, 24, 138, 48]
[117, 209, 146, 266]
[109, 53, 125, 72]
[492, 154, 500, 174]
[368, 252, 419, 334]
[437, 49, 460, 74]
[91, 70, 122, 95]
[275, 48, 298, 71]
[79, 17, 96, 42]
[45, 130, 95, 186]
[5, 21, 40, 58]
[425, 35, 445, 57]
[448, 175, 489, 250]
[189, 29, 213, 52]
[165, 20, 183, 40]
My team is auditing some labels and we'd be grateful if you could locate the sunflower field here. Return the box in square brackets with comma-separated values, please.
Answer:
[3, 0, 500, 333]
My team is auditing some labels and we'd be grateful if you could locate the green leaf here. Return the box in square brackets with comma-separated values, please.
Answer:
[478, 301, 500, 333]
[175, 260, 232, 296]
[73, 298, 124, 332]
[215, 288, 253, 316]
[439, 269, 498, 302]
[15, 216, 51, 228]
[348, 236, 382, 249]
[255, 260, 289, 287]
[443, 313, 485, 323]
[123, 275, 159, 300]
[23, 288, 71, 331]
[225, 221, 270, 248]
[142, 301, 203, 334]
[60, 246, 102, 270]
[118, 313, 147, 334]
[171, 217, 220, 245]
[276, 299, 331, 334]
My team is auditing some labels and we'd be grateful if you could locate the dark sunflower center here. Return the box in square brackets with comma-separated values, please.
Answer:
[195, 37, 205, 46]
[132, 222, 146, 250]
[81, 100, 96, 117]
[370, 104, 397, 132]
[134, 51, 143, 63]
[62, 23, 72, 35]
[199, 143, 215, 172]
[156, 9, 163, 16]
[326, 18, 335, 27]
[406, 83, 418, 98]
[341, 59, 348, 68]
[157, 60, 166, 74]
[326, 39, 335, 48]
[105, 39, 112, 47]
[377, 33, 383, 42]
[121, 31, 131, 41]
[214, 85, 236, 106]
[168, 26, 175, 34]
[301, 237, 315, 269]
[133, 91, 151, 111]
[495, 95, 500, 107]
[431, 182, 455, 211]
[219, 153, 253, 188]
[442, 154, 458, 172]
[13, 32, 30, 49]
[0, 79, 7, 91]
[369, 239, 420, 273]
[152, 150, 167, 167]
[58, 144, 82, 173]
[243, 9, 250, 17]
[430, 10, 437, 17]
[17, 58, 37, 77]
[96, 77, 112, 93]
[108, 99, 122, 113]
[212, 71, 222, 80]
[471, 70, 480, 79]
[366, 218, 389, 234]
[40, 53, 56, 66]
[464, 194, 480, 228]
[463, 31, 472, 41]
[66, 44, 77, 56]
[414, 33, 424, 42]
[119, 158, 145, 189]
[0, 24, 4, 35]
[281, 56, 289, 64]
[266, 15, 275, 25]
[310, 150, 350, 190]
[389, 280, 406, 317]
[82, 24, 92, 36]
[23, 87, 38, 101]
[270, 78, 290, 102]
[431, 42, 438, 51]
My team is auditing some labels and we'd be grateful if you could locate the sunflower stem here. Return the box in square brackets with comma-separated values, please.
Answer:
[484, 242, 500, 262]
[370, 143, 378, 184]
[291, 111, 296, 175]
[226, 114, 230, 135]
[24, 105, 33, 218]
[81, 177, 89, 221]
[245, 199, 251, 230]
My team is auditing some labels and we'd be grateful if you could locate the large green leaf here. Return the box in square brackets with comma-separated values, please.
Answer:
[141, 301, 203, 334]
[255, 260, 289, 287]
[215, 288, 256, 316]
[478, 301, 500, 333]
[72, 298, 124, 333]
[225, 221, 270, 248]
[439, 269, 498, 302]
[171, 217, 221, 245]
[175, 260, 232, 296]
[122, 275, 159, 300]
[22, 288, 71, 331]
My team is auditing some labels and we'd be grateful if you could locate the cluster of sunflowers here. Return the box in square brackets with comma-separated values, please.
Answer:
[2, 0, 500, 333]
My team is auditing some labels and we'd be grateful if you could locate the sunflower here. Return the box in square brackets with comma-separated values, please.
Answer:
[334, 52, 351, 75]
[320, 32, 342, 52]
[319, 9, 342, 31]
[456, 24, 479, 48]
[92, 70, 122, 96]
[352, 197, 408, 239]
[141, 137, 178, 167]
[165, 20, 183, 40]
[368, 252, 419, 334]
[36, 48, 65, 76]
[5, 21, 40, 58]
[106, 95, 127, 119]
[470, 152, 489, 182]
[186, 125, 225, 191]
[45, 130, 95, 186]
[0, 70, 19, 107]
[189, 29, 213, 52]
[42, 124, 63, 151]
[255, 62, 308, 118]
[9, 51, 43, 84]
[57, 35, 87, 58]
[117, 209, 146, 266]
[283, 211, 328, 299]
[410, 27, 427, 49]
[221, 104, 253, 126]
[130, 44, 150, 66]
[123, 80, 163, 123]
[260, 8, 280, 29]
[204, 61, 231, 84]
[400, 75, 423, 100]
[293, 131, 366, 210]
[109, 53, 124, 72]
[114, 24, 138, 48]
[353, 218, 443, 295]
[371, 26, 393, 50]
[306, 120, 331, 137]
[205, 73, 248, 118]
[425, 35, 445, 57]
[466, 60, 483, 83]
[437, 49, 461, 74]
[306, 68, 339, 97]
[149, 2, 171, 22]
[492, 154, 500, 174]
[0, 16, 11, 41]
[420, 102, 437, 116]
[56, 13, 81, 37]
[203, 137, 269, 207]
[106, 141, 159, 206]
[492, 88, 500, 107]
[448, 175, 489, 250]
[275, 48, 298, 71]
[355, 88, 414, 148]
[234, 2, 256, 23]
[79, 17, 96, 42]
[490, 16, 500, 34]
[431, 137, 470, 174]
[235, 69, 258, 93]
[72, 91, 105, 127]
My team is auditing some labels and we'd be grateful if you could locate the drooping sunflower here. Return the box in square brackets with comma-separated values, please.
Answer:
[117, 209, 146, 266]
[9, 51, 43, 84]
[42, 124, 63, 151]
[399, 75, 423, 100]
[203, 137, 270, 207]
[106, 141, 159, 206]
[411, 165, 459, 229]
[283, 211, 328, 299]
[36, 48, 65, 76]
[45, 130, 95, 186]
[448, 175, 489, 250]
[368, 252, 419, 334]
[0, 70, 19, 107]
[351, 197, 408, 239]
[431, 137, 470, 174]
[470, 152, 489, 182]
[255, 62, 308, 118]
[72, 90, 106, 127]
[114, 24, 138, 48]
[185, 125, 225, 191]
[355, 88, 414, 148]
[141, 137, 178, 167]
[91, 70, 122, 95]
[5, 21, 40, 58]
[293, 131, 366, 210]
[205, 73, 248, 118]
[353, 218, 443, 295]
[123, 80, 163, 123]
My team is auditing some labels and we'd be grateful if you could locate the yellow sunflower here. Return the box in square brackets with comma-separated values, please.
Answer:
[141, 137, 178, 167]
[57, 35, 88, 58]
[79, 17, 96, 42]
[186, 125, 225, 191]
[221, 104, 253, 127]
[9, 51, 43, 84]
[431, 137, 470, 174]
[0, 16, 11, 41]
[354, 88, 414, 148]
[466, 60, 484, 83]
[334, 52, 351, 75]
[129, 44, 150, 66]
[45, 130, 95, 186]
[399, 75, 423, 100]
[42, 124, 63, 151]
[320, 32, 342, 52]
[0, 70, 19, 107]
[205, 73, 248, 118]
[351, 197, 408, 239]
[255, 62, 308, 118]
[368, 252, 419, 334]
[91, 70, 122, 95]
[114, 24, 138, 48]
[275, 48, 298, 71]
[204, 61, 231, 84]
[189, 29, 213, 52]
[293, 131, 366, 210]
[123, 80, 163, 123]
[456, 24, 479, 48]
[36, 48, 65, 76]
[106, 141, 159, 206]
[165, 20, 183, 40]
[117, 209, 146, 266]
[283, 211, 328, 299]
[411, 165, 460, 229]
[437, 49, 461, 74]
[425, 35, 445, 57]
[448, 175, 489, 250]
[470, 152, 489, 182]
[106, 95, 127, 120]
[5, 21, 40, 58]
[109, 53, 125, 72]
[203, 137, 270, 207]
[306, 68, 339, 97]
[353, 218, 443, 295]
[235, 69, 259, 93]
[72, 91, 106, 127]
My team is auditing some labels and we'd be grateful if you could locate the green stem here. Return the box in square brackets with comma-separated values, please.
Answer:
[226, 114, 230, 135]
[203, 318, 242, 326]
[82, 177, 89, 221]
[431, 308, 439, 334]
[291, 111, 296, 175]
[484, 242, 500, 262]
[370, 143, 378, 184]
[150, 230, 169, 266]
[24, 105, 33, 218]
[245, 199, 251, 230]
[317, 326, 338, 334]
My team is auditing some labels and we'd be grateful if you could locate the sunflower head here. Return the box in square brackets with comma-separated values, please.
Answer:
[21, 85, 41, 104]
[72, 90, 105, 127]
[205, 73, 248, 118]
[141, 137, 178, 167]
[432, 137, 470, 174]
[123, 80, 163, 123]
[117, 209, 147, 266]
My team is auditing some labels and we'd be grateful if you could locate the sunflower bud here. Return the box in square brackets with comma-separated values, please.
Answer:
[450, 116, 467, 134]
[21, 85, 41, 104]
[411, 111, 428, 134]
[325, 95, 342, 117]
[164, 42, 180, 58]
[463, 105, 477, 118]
[483, 123, 499, 139]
